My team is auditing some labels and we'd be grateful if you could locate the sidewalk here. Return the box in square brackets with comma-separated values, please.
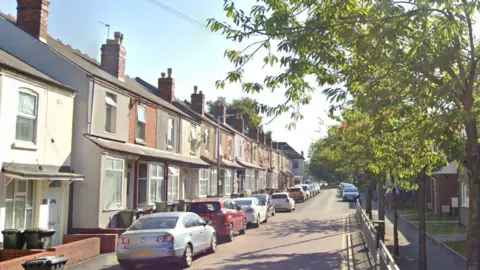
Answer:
[347, 213, 375, 270]
[361, 195, 465, 269]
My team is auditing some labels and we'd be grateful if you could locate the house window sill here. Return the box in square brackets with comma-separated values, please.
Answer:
[190, 151, 196, 156]
[103, 207, 125, 212]
[135, 138, 146, 145]
[11, 141, 37, 151]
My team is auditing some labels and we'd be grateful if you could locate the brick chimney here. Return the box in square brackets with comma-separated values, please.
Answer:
[191, 86, 205, 116]
[301, 151, 304, 158]
[16, 0, 50, 43]
[259, 131, 266, 145]
[101, 32, 126, 81]
[213, 101, 226, 124]
[158, 68, 175, 103]
[266, 132, 272, 147]
[228, 117, 245, 133]
[248, 127, 259, 141]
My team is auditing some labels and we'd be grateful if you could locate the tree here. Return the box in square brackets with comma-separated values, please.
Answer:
[207, 97, 263, 129]
[209, 0, 477, 267]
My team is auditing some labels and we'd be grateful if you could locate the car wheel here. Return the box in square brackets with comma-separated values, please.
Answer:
[226, 224, 234, 242]
[265, 212, 269, 222]
[239, 219, 247, 234]
[254, 215, 261, 228]
[207, 233, 217, 253]
[272, 208, 275, 216]
[118, 260, 137, 270]
[181, 244, 193, 268]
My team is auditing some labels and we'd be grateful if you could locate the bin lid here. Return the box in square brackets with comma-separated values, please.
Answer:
[2, 229, 22, 234]
[22, 256, 68, 266]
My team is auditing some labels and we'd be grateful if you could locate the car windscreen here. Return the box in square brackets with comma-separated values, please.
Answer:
[301, 186, 308, 191]
[129, 216, 178, 231]
[288, 188, 301, 192]
[344, 188, 358, 193]
[272, 194, 287, 199]
[251, 195, 266, 204]
[235, 200, 253, 206]
[188, 202, 221, 213]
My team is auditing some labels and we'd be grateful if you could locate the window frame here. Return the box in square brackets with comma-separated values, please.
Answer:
[4, 179, 35, 229]
[190, 125, 197, 155]
[204, 127, 210, 152]
[149, 163, 164, 203]
[137, 162, 148, 205]
[210, 169, 218, 196]
[167, 166, 180, 202]
[104, 157, 125, 211]
[238, 139, 244, 159]
[224, 169, 233, 195]
[292, 160, 299, 169]
[228, 137, 232, 159]
[16, 89, 38, 143]
[136, 105, 146, 143]
[167, 117, 175, 150]
[198, 169, 209, 197]
[104, 92, 117, 133]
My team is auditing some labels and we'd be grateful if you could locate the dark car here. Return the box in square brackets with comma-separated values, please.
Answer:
[249, 194, 275, 220]
[188, 198, 247, 242]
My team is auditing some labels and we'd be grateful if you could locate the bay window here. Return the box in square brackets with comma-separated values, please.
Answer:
[5, 180, 35, 229]
[167, 166, 179, 202]
[150, 164, 164, 203]
[137, 163, 148, 204]
[104, 157, 124, 210]
[224, 170, 233, 195]
[199, 169, 209, 197]
[138, 163, 164, 205]
[210, 169, 217, 195]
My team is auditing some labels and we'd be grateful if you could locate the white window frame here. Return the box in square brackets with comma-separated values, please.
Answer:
[204, 128, 210, 152]
[4, 179, 35, 229]
[228, 137, 232, 159]
[105, 93, 117, 133]
[167, 166, 179, 202]
[150, 164, 164, 203]
[16, 89, 38, 143]
[199, 169, 209, 197]
[238, 139, 244, 159]
[252, 146, 257, 162]
[104, 157, 124, 211]
[136, 105, 146, 143]
[224, 169, 233, 195]
[167, 117, 175, 149]
[137, 162, 148, 205]
[190, 125, 197, 155]
[210, 169, 218, 196]
[462, 182, 469, 207]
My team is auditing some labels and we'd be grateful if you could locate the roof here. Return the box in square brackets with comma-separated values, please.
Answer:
[1, 163, 84, 181]
[236, 158, 264, 170]
[0, 49, 75, 92]
[277, 142, 304, 160]
[174, 100, 234, 133]
[86, 135, 209, 167]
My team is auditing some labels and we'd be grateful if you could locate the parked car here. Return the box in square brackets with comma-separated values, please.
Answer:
[116, 212, 216, 269]
[188, 199, 246, 242]
[288, 187, 307, 202]
[249, 194, 275, 220]
[233, 197, 267, 228]
[297, 184, 312, 199]
[271, 192, 295, 212]
[341, 184, 355, 196]
[309, 184, 317, 196]
[342, 186, 360, 202]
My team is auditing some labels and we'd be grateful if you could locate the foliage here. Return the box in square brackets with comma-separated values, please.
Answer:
[207, 96, 263, 129]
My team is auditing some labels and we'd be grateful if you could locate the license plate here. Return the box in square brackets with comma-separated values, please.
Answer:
[132, 251, 153, 258]
[202, 216, 210, 222]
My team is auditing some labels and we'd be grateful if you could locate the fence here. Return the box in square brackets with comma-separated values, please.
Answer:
[355, 200, 400, 270]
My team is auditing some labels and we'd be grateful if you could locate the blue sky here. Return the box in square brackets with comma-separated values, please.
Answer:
[1, 0, 335, 159]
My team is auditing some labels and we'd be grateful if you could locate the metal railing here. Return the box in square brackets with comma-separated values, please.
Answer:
[355, 200, 400, 270]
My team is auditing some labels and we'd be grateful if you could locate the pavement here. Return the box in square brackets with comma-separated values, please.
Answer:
[68, 189, 371, 270]
[361, 194, 466, 270]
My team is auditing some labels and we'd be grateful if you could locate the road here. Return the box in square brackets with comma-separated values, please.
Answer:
[70, 188, 355, 270]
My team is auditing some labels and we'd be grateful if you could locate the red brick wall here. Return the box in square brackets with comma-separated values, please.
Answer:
[0, 249, 44, 262]
[75, 228, 126, 235]
[0, 238, 100, 270]
[128, 103, 136, 143]
[64, 234, 118, 253]
[437, 174, 459, 214]
[145, 105, 157, 148]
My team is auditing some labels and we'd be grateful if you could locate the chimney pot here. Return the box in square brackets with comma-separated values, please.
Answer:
[114, 31, 124, 44]
[194, 86, 198, 94]
[199, 90, 203, 94]
[16, 0, 50, 42]
[161, 72, 166, 78]
[167, 68, 172, 78]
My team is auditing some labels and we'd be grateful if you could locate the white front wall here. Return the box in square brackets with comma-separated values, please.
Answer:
[291, 158, 305, 177]
[0, 71, 75, 243]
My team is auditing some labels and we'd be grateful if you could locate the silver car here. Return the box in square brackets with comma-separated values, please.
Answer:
[342, 186, 360, 202]
[116, 212, 217, 269]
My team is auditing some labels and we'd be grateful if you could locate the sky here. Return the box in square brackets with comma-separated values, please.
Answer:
[1, 0, 336, 159]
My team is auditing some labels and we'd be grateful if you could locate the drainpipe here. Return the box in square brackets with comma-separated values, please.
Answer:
[87, 75, 96, 134]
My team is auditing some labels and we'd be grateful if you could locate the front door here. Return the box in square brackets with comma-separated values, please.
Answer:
[47, 181, 62, 246]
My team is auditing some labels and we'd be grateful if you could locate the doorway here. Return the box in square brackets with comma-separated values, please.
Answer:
[127, 163, 134, 209]
[47, 181, 62, 246]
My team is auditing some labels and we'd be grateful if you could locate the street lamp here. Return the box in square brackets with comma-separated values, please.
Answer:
[217, 114, 238, 197]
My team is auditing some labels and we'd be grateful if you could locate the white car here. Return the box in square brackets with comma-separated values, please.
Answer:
[233, 197, 267, 228]
[296, 184, 312, 199]
[271, 192, 295, 212]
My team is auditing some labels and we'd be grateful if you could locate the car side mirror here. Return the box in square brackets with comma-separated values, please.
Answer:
[236, 205, 242, 211]
[205, 220, 212, 226]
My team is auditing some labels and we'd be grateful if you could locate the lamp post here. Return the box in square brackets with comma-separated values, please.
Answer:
[217, 114, 236, 197]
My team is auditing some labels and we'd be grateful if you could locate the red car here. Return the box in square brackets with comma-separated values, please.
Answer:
[188, 198, 247, 242]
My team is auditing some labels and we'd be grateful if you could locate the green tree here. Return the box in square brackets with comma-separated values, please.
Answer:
[207, 97, 263, 129]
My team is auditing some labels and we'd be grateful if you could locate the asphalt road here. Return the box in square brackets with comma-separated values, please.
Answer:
[70, 188, 355, 270]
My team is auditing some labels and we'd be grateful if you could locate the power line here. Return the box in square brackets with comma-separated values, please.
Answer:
[144, 0, 207, 30]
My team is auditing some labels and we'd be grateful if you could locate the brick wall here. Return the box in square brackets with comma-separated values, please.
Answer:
[74, 228, 126, 235]
[64, 234, 118, 253]
[128, 103, 136, 143]
[0, 238, 100, 270]
[145, 105, 157, 148]
[0, 249, 44, 262]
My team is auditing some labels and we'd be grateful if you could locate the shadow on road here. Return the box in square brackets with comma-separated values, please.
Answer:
[261, 218, 344, 239]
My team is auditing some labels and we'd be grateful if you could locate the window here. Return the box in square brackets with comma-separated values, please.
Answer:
[190, 125, 197, 154]
[199, 169, 209, 197]
[150, 164, 164, 203]
[238, 139, 244, 159]
[252, 146, 257, 162]
[210, 169, 217, 195]
[136, 106, 146, 142]
[224, 169, 233, 195]
[16, 91, 37, 143]
[228, 137, 232, 158]
[293, 160, 299, 169]
[104, 157, 124, 210]
[462, 183, 469, 207]
[167, 117, 175, 149]
[167, 166, 179, 201]
[138, 163, 148, 204]
[105, 93, 117, 133]
[204, 127, 210, 151]
[5, 180, 35, 229]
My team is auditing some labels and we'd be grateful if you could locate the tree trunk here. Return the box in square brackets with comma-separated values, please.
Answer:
[465, 117, 479, 270]
[418, 173, 427, 270]
[393, 186, 399, 256]
[378, 177, 385, 221]
[366, 184, 373, 219]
